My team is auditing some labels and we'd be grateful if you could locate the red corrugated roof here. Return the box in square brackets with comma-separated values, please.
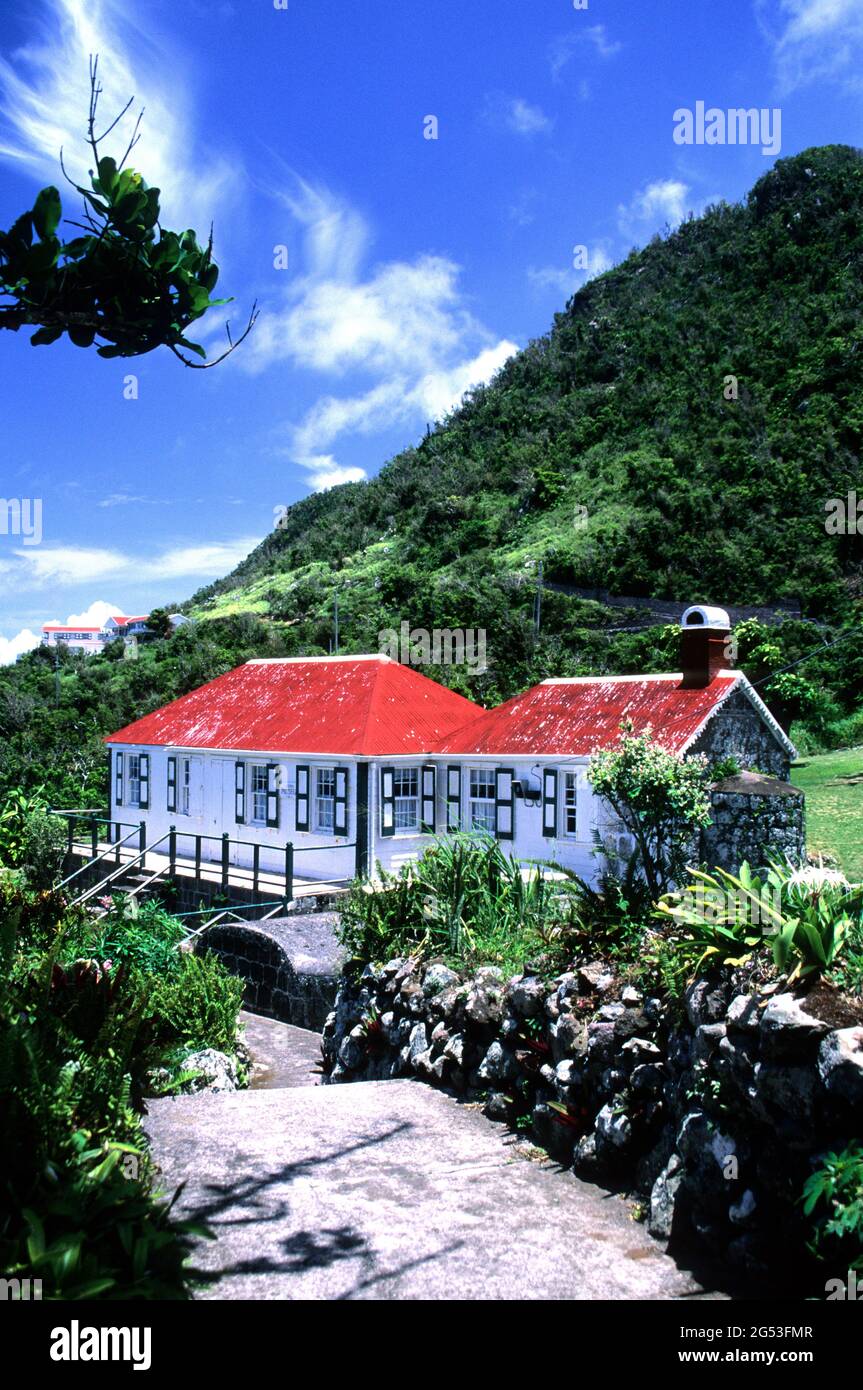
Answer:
[42, 625, 102, 633]
[104, 656, 482, 755]
[435, 674, 741, 756]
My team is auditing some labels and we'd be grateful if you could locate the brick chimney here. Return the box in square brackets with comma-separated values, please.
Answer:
[679, 605, 732, 688]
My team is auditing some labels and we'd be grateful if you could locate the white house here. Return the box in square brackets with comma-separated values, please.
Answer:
[103, 608, 797, 890]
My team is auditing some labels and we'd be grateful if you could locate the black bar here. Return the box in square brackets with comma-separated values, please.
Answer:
[222, 833, 230, 892]
[284, 842, 293, 907]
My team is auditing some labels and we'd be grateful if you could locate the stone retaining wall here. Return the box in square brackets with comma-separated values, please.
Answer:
[323, 957, 863, 1288]
[197, 913, 345, 1030]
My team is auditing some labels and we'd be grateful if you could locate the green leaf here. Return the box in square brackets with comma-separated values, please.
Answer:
[30, 326, 64, 347]
[96, 156, 118, 196]
[32, 186, 62, 239]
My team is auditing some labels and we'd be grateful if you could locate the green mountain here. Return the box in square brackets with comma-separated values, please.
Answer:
[2, 145, 863, 809]
[189, 144, 863, 653]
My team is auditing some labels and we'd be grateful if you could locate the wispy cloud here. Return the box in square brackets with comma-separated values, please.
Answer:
[10, 536, 259, 588]
[550, 24, 622, 81]
[756, 0, 863, 92]
[247, 177, 517, 491]
[0, 0, 234, 228]
[528, 245, 615, 298]
[618, 178, 693, 236]
[483, 93, 553, 137]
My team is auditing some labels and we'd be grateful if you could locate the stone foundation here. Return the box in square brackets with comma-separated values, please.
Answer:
[197, 913, 345, 1030]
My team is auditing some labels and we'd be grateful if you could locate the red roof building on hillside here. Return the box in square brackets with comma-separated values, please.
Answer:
[104, 654, 481, 756]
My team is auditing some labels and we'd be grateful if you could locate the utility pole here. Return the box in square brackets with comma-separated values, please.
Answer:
[533, 560, 543, 642]
[334, 592, 340, 655]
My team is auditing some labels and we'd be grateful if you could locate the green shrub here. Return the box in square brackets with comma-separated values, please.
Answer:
[61, 896, 186, 977]
[339, 833, 584, 973]
[145, 950, 244, 1053]
[803, 1142, 863, 1275]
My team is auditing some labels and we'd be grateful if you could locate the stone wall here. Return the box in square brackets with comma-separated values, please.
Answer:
[197, 913, 344, 1030]
[702, 772, 805, 872]
[323, 957, 863, 1288]
[690, 687, 791, 779]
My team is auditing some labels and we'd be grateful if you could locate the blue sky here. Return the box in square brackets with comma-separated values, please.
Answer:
[0, 0, 862, 659]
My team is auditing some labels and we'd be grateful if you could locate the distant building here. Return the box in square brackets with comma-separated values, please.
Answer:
[41, 613, 154, 654]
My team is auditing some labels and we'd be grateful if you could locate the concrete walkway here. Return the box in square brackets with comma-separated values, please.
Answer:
[146, 1079, 727, 1301]
[241, 1011, 323, 1089]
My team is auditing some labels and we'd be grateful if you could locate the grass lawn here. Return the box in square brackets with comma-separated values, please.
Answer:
[792, 745, 863, 881]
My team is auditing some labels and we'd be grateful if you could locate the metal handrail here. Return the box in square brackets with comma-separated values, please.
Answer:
[58, 824, 142, 890]
[69, 831, 171, 908]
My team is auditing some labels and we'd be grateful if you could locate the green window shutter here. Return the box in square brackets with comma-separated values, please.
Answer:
[235, 761, 246, 825]
[295, 765, 310, 832]
[542, 769, 558, 838]
[380, 766, 395, 837]
[446, 765, 461, 831]
[266, 764, 280, 828]
[114, 751, 124, 807]
[495, 767, 514, 841]
[166, 756, 177, 813]
[138, 753, 150, 810]
[421, 765, 436, 834]
[334, 767, 349, 835]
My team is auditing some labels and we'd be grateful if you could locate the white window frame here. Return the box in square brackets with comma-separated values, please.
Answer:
[562, 770, 578, 839]
[468, 767, 496, 835]
[393, 766, 420, 833]
[314, 766, 336, 834]
[249, 763, 268, 826]
[127, 754, 141, 808]
[180, 757, 192, 817]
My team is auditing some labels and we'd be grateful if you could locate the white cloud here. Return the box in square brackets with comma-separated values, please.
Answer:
[11, 536, 259, 589]
[757, 0, 863, 90]
[550, 25, 622, 81]
[0, 0, 233, 229]
[65, 599, 121, 626]
[250, 178, 517, 490]
[618, 179, 692, 235]
[0, 628, 40, 665]
[528, 246, 615, 297]
[484, 94, 553, 137]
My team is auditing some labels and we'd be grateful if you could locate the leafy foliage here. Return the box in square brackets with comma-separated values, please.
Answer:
[588, 722, 713, 899]
[803, 1142, 863, 1273]
[0, 59, 254, 366]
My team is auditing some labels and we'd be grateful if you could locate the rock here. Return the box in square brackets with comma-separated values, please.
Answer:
[586, 1021, 616, 1067]
[464, 969, 505, 1028]
[554, 1012, 589, 1059]
[621, 1037, 662, 1066]
[578, 961, 614, 995]
[443, 1032, 466, 1067]
[407, 1022, 429, 1064]
[750, 1062, 818, 1127]
[648, 1153, 684, 1240]
[759, 994, 832, 1061]
[477, 1040, 515, 1084]
[338, 1027, 367, 1071]
[554, 1059, 580, 1088]
[598, 1003, 626, 1022]
[726, 992, 762, 1034]
[483, 1090, 511, 1121]
[622, 985, 643, 1007]
[684, 978, 729, 1027]
[508, 975, 548, 1019]
[729, 1189, 757, 1227]
[818, 1027, 863, 1106]
[693, 1022, 727, 1063]
[423, 963, 460, 996]
[631, 1062, 667, 1097]
[556, 972, 578, 1002]
[573, 1132, 600, 1177]
[595, 1102, 632, 1152]
[430, 1020, 450, 1047]
[182, 1048, 240, 1094]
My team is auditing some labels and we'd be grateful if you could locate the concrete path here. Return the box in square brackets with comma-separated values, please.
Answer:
[146, 1079, 726, 1301]
[241, 1011, 323, 1089]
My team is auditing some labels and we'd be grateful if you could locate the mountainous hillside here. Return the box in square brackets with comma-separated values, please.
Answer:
[190, 145, 863, 654]
[2, 146, 862, 809]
